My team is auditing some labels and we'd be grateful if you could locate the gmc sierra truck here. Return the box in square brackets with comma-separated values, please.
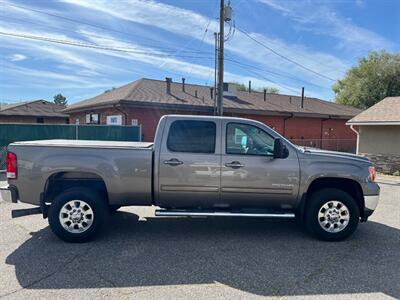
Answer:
[1, 115, 380, 242]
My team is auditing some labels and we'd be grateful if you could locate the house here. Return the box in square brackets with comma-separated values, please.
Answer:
[64, 78, 361, 151]
[347, 96, 400, 174]
[0, 100, 69, 124]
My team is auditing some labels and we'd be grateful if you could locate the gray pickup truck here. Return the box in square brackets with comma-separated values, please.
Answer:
[1, 115, 380, 242]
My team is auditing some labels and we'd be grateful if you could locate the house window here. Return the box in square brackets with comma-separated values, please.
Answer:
[85, 113, 100, 124]
[131, 119, 139, 126]
[36, 117, 44, 123]
[106, 115, 122, 125]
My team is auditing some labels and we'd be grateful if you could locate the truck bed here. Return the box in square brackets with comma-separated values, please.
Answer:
[8, 139, 154, 206]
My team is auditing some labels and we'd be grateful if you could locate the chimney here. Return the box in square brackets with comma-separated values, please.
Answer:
[248, 80, 251, 93]
[182, 77, 185, 92]
[165, 77, 172, 94]
[210, 87, 214, 99]
[301, 87, 304, 108]
[195, 90, 198, 98]
[263, 89, 267, 101]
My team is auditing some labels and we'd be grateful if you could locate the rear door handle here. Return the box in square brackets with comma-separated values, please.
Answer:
[164, 158, 183, 166]
[225, 161, 245, 168]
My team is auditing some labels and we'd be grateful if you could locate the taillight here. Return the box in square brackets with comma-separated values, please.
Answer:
[369, 166, 376, 182]
[6, 151, 17, 179]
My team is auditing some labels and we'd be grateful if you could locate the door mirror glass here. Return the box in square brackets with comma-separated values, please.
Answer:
[273, 138, 289, 159]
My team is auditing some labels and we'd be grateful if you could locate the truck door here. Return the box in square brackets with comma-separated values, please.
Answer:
[220, 120, 300, 209]
[157, 118, 221, 208]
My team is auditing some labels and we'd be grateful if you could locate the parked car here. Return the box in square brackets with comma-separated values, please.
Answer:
[1, 115, 380, 242]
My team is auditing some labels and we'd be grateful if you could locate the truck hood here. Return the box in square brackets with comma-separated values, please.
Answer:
[299, 147, 370, 163]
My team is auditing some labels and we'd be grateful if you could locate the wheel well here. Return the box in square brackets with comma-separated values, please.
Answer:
[44, 172, 108, 204]
[305, 177, 365, 217]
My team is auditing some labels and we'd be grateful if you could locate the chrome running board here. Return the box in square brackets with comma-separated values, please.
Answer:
[155, 209, 295, 218]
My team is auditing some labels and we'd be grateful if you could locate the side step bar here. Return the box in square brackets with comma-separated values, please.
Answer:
[155, 209, 295, 218]
[11, 207, 42, 218]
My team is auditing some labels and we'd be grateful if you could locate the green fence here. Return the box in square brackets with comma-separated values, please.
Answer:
[0, 123, 141, 169]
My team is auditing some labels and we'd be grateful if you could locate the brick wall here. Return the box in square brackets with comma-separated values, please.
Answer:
[68, 107, 356, 150]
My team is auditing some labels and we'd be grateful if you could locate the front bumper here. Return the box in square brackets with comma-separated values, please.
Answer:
[0, 186, 18, 203]
[360, 194, 379, 222]
[365, 195, 379, 211]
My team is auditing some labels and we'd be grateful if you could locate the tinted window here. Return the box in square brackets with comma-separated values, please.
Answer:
[226, 123, 275, 156]
[167, 120, 216, 153]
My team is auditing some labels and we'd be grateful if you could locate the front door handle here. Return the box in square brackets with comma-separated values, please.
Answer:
[164, 158, 183, 166]
[225, 161, 245, 168]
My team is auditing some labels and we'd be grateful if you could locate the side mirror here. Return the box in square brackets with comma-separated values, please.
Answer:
[273, 138, 289, 159]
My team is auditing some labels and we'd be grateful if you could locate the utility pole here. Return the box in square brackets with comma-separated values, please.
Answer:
[214, 32, 218, 116]
[217, 0, 232, 116]
[217, 0, 225, 116]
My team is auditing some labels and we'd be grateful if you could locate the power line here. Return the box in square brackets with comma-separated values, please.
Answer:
[225, 56, 330, 91]
[0, 17, 216, 54]
[0, 14, 213, 55]
[0, 1, 213, 54]
[236, 27, 336, 82]
[232, 63, 301, 95]
[0, 31, 216, 60]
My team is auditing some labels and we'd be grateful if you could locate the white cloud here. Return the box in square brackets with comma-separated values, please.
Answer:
[1, 0, 344, 98]
[60, 0, 350, 84]
[258, 0, 393, 53]
[9, 53, 26, 61]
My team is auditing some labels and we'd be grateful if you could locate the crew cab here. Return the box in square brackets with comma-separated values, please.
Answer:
[1, 115, 380, 242]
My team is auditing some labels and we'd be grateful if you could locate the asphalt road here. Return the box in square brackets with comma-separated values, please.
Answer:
[0, 176, 399, 299]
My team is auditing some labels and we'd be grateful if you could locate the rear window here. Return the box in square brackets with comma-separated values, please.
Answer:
[167, 120, 216, 153]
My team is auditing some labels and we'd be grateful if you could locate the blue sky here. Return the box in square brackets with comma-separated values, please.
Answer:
[0, 0, 399, 104]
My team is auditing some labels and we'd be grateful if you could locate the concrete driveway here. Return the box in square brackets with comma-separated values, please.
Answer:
[0, 176, 399, 299]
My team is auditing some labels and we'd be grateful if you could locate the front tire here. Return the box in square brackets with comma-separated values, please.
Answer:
[305, 188, 360, 241]
[48, 187, 108, 243]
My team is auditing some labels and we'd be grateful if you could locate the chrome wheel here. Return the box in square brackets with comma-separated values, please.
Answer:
[59, 200, 94, 233]
[318, 200, 350, 233]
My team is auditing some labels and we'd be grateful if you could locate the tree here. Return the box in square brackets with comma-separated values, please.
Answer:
[53, 94, 67, 106]
[228, 82, 279, 94]
[229, 82, 247, 91]
[262, 87, 279, 94]
[333, 51, 400, 109]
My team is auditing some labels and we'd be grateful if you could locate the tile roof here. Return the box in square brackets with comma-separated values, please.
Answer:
[347, 96, 400, 124]
[0, 100, 68, 117]
[65, 78, 362, 118]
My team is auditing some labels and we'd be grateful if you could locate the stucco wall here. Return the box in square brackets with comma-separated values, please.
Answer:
[358, 125, 400, 156]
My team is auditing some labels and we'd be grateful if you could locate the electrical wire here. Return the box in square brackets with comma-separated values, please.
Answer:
[0, 1, 213, 54]
[0, 14, 213, 55]
[0, 31, 216, 60]
[236, 27, 336, 82]
[225, 56, 331, 91]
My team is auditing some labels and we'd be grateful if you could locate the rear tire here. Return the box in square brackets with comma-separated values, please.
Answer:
[48, 187, 108, 243]
[305, 188, 360, 241]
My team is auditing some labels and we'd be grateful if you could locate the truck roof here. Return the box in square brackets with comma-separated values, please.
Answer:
[10, 139, 154, 149]
[165, 114, 252, 122]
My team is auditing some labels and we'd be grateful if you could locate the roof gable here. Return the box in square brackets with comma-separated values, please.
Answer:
[0, 100, 68, 117]
[347, 96, 400, 124]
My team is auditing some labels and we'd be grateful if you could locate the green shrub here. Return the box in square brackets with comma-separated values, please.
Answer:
[393, 170, 400, 176]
